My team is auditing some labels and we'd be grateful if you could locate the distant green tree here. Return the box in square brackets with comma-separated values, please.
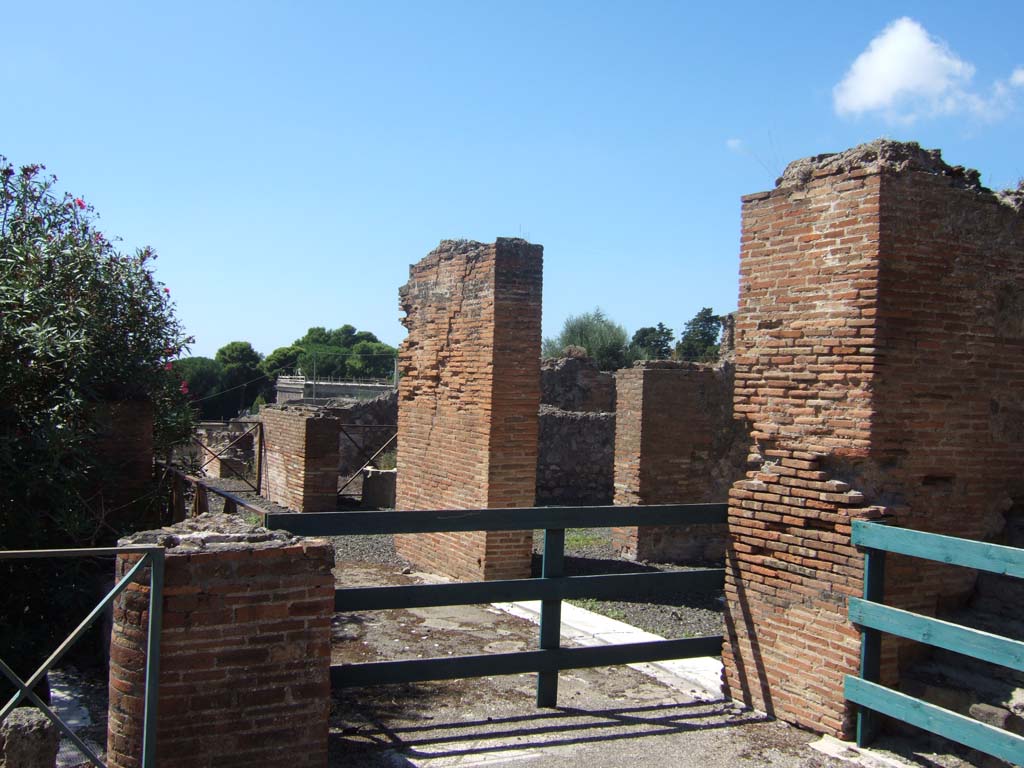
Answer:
[346, 340, 397, 379]
[631, 323, 674, 359]
[297, 343, 348, 379]
[675, 308, 722, 362]
[542, 308, 631, 371]
[215, 341, 264, 417]
[174, 357, 225, 419]
[261, 345, 302, 379]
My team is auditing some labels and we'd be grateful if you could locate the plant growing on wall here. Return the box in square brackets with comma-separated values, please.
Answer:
[542, 307, 632, 371]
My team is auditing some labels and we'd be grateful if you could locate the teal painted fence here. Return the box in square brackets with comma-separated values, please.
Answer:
[848, 519, 1024, 765]
[0, 546, 165, 768]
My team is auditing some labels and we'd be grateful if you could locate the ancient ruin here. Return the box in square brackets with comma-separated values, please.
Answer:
[394, 238, 543, 581]
[107, 515, 334, 768]
[722, 139, 1024, 737]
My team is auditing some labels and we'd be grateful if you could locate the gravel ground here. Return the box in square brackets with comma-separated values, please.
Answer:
[326, 526, 723, 641]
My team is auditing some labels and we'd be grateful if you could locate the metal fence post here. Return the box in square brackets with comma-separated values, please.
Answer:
[141, 548, 165, 768]
[536, 528, 565, 707]
[856, 545, 886, 747]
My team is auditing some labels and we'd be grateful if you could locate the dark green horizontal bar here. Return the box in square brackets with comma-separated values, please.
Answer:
[336, 569, 724, 611]
[852, 521, 1024, 578]
[845, 676, 1024, 765]
[265, 503, 727, 537]
[0, 546, 163, 560]
[332, 636, 723, 687]
[849, 598, 1024, 673]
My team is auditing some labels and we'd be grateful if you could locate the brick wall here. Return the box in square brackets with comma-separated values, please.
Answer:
[723, 140, 1024, 738]
[395, 239, 542, 581]
[88, 400, 156, 530]
[612, 361, 744, 562]
[260, 407, 339, 512]
[107, 514, 334, 768]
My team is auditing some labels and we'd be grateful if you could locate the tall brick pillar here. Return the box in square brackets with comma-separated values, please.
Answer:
[260, 407, 339, 512]
[395, 238, 543, 581]
[107, 514, 335, 768]
[723, 140, 1024, 738]
[611, 361, 734, 562]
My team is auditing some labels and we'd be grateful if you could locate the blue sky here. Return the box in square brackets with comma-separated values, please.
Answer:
[3, 1, 1022, 359]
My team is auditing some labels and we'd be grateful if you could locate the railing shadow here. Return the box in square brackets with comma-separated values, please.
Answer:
[330, 693, 761, 766]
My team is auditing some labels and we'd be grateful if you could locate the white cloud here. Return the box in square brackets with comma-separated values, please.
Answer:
[833, 18, 1019, 123]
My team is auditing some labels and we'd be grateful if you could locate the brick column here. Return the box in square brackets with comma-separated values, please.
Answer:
[260, 407, 339, 512]
[89, 400, 156, 529]
[723, 140, 1024, 738]
[107, 514, 335, 768]
[611, 361, 735, 562]
[395, 238, 543, 581]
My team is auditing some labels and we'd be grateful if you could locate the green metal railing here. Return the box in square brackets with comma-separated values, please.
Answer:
[0, 546, 165, 768]
[846, 520, 1024, 765]
[264, 503, 726, 707]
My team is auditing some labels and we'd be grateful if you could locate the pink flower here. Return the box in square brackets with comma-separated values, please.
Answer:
[74, 198, 85, 209]
[180, 381, 190, 394]
[164, 362, 173, 371]
[163, 287, 170, 295]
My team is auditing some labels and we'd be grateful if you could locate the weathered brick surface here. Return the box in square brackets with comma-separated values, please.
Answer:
[395, 239, 542, 581]
[107, 515, 334, 768]
[723, 140, 1024, 738]
[260, 407, 339, 512]
[612, 361, 744, 562]
[89, 400, 156, 529]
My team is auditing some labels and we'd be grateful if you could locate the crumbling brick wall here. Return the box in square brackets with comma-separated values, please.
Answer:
[395, 238, 542, 581]
[260, 407, 339, 512]
[611, 361, 745, 561]
[107, 514, 334, 768]
[723, 140, 1024, 738]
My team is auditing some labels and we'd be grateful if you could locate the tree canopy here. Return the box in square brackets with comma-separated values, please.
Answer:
[675, 307, 723, 362]
[631, 323, 674, 359]
[542, 308, 631, 371]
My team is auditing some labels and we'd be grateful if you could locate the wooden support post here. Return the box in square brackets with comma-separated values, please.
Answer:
[536, 527, 565, 707]
[223, 498, 237, 515]
[172, 474, 186, 523]
[255, 422, 264, 496]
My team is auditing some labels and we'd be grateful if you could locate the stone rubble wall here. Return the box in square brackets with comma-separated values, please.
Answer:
[535, 405, 615, 506]
[540, 356, 616, 412]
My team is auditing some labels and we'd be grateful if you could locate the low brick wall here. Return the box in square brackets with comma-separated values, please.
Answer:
[107, 514, 335, 768]
[261, 407, 339, 512]
[612, 361, 743, 562]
